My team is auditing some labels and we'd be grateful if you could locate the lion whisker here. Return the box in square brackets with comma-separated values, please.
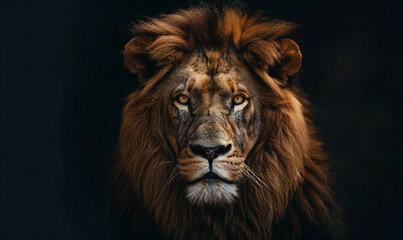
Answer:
[243, 166, 272, 207]
[245, 166, 270, 190]
[151, 166, 180, 209]
[155, 160, 176, 171]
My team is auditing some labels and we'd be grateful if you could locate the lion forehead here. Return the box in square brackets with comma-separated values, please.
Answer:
[179, 55, 248, 95]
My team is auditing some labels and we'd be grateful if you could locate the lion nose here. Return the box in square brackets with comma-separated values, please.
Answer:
[189, 144, 232, 169]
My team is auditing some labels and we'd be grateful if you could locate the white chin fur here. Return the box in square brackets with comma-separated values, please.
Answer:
[186, 180, 238, 205]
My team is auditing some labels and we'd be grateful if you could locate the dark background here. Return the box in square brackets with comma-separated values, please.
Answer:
[0, 0, 401, 239]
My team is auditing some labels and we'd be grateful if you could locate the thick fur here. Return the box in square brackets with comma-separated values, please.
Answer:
[114, 6, 344, 240]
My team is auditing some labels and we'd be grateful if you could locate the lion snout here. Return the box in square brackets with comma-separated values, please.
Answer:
[178, 141, 246, 184]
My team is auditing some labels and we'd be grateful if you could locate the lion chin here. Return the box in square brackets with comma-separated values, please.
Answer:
[186, 180, 238, 205]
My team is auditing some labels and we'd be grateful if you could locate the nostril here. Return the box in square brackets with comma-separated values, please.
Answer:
[216, 144, 232, 156]
[189, 145, 207, 159]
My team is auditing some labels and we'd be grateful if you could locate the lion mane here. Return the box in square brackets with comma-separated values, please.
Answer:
[114, 6, 344, 240]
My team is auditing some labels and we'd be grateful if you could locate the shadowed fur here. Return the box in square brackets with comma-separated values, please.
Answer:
[114, 5, 344, 240]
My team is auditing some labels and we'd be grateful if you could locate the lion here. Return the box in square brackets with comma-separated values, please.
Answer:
[114, 5, 344, 240]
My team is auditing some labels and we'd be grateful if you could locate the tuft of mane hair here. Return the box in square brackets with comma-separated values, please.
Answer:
[113, 5, 345, 240]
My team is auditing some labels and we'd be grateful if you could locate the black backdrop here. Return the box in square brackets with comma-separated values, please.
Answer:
[0, 0, 401, 239]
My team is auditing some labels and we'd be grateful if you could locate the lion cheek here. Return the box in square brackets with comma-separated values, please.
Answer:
[177, 161, 209, 182]
[213, 158, 245, 181]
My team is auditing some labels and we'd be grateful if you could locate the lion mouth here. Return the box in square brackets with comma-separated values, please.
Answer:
[187, 172, 235, 185]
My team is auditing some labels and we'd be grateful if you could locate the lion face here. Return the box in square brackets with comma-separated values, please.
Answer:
[165, 55, 262, 204]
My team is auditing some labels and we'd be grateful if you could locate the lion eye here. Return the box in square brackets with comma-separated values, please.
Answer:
[177, 95, 190, 105]
[233, 95, 245, 105]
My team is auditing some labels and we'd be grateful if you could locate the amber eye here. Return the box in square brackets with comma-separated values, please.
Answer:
[176, 95, 190, 105]
[233, 95, 246, 105]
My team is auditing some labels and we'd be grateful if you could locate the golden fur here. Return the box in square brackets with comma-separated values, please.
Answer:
[114, 6, 344, 239]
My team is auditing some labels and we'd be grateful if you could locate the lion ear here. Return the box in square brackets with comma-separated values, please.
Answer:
[272, 38, 302, 85]
[123, 34, 156, 83]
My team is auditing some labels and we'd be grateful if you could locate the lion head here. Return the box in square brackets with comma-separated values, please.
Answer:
[115, 6, 343, 240]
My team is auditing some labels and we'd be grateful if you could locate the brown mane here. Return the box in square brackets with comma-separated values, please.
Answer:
[114, 6, 344, 239]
